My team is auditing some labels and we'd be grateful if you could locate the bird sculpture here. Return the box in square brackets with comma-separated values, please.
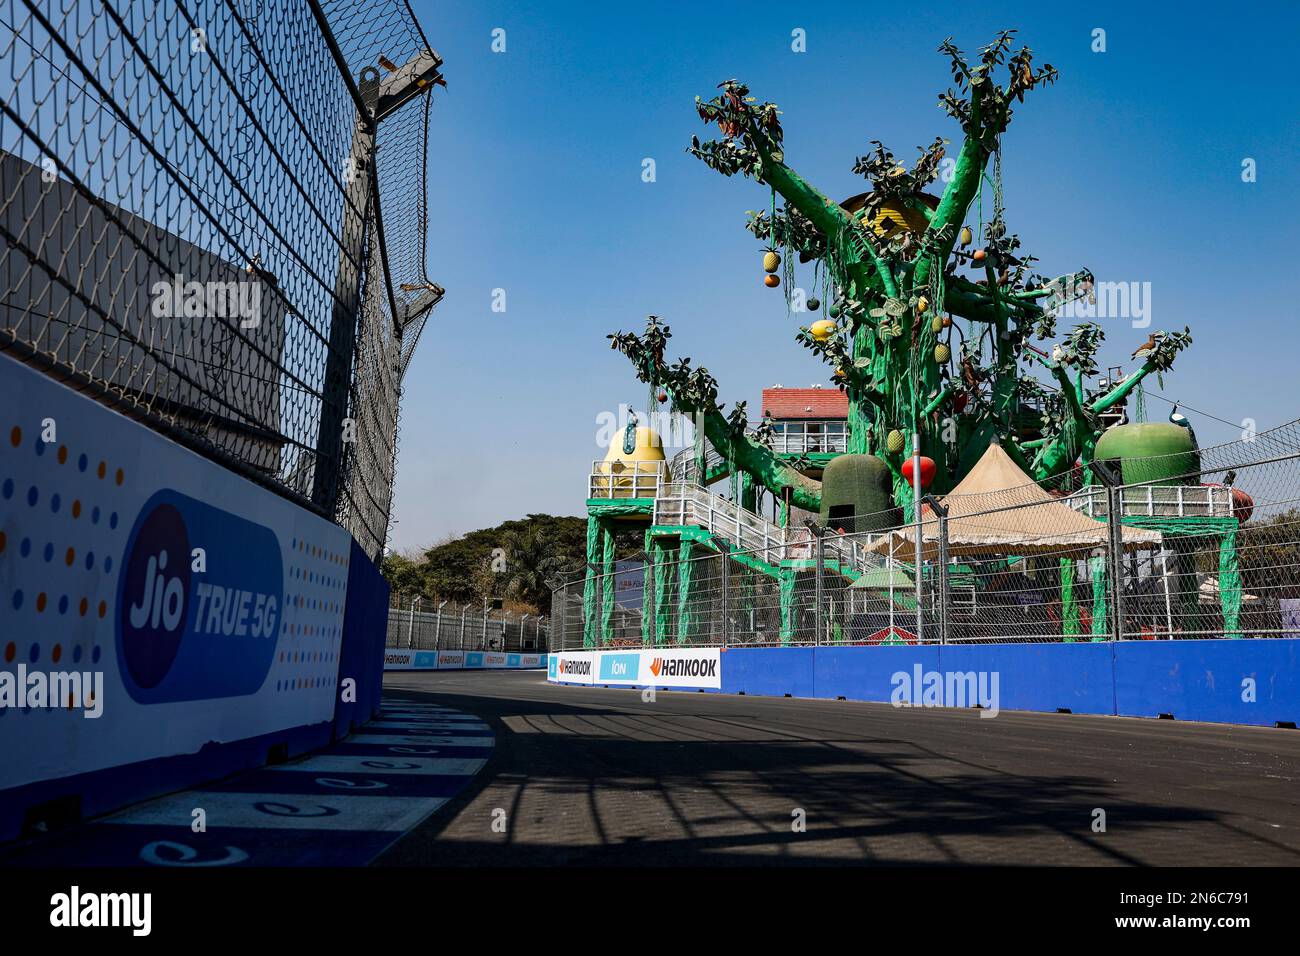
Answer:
[1131, 332, 1163, 360]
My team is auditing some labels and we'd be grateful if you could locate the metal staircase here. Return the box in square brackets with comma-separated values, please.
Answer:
[653, 481, 879, 576]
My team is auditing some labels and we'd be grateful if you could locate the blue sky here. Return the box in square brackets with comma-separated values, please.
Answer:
[388, 0, 1300, 551]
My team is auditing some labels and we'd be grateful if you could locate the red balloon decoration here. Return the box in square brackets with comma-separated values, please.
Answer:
[902, 455, 937, 490]
[1231, 488, 1255, 524]
[1203, 483, 1254, 524]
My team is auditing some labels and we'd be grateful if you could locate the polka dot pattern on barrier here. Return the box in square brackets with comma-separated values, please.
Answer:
[1, 398, 350, 732]
[269, 536, 350, 695]
[0, 424, 124, 678]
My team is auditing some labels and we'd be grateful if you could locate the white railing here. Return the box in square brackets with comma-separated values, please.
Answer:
[768, 431, 848, 455]
[667, 444, 727, 484]
[653, 482, 889, 575]
[1065, 484, 1235, 520]
[655, 482, 790, 561]
[589, 460, 666, 499]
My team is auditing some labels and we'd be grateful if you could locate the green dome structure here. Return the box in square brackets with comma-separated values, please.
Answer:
[818, 454, 896, 534]
[1094, 422, 1200, 486]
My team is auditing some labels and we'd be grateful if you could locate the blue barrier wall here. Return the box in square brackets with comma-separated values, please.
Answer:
[565, 639, 1300, 729]
[1114, 639, 1300, 726]
[334, 538, 391, 740]
[0, 355, 393, 841]
[941, 642, 1116, 716]
[814, 645, 941, 703]
[723, 647, 815, 698]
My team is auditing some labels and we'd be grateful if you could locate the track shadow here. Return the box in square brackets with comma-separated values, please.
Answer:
[376, 684, 1290, 866]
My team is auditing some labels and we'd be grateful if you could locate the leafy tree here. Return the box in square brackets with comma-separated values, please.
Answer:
[1240, 509, 1300, 602]
[380, 551, 428, 598]
[499, 523, 568, 609]
[380, 514, 641, 611]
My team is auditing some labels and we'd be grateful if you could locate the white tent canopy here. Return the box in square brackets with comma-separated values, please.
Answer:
[867, 442, 1163, 559]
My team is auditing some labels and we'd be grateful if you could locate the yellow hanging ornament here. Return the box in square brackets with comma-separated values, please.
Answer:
[809, 319, 836, 343]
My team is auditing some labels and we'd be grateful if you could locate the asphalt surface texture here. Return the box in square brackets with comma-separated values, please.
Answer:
[375, 670, 1300, 866]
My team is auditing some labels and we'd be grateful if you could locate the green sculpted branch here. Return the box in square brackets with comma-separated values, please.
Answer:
[606, 31, 1194, 512]
[1030, 326, 1194, 477]
[608, 317, 823, 511]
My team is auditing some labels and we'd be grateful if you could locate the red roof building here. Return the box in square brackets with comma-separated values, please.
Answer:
[760, 386, 849, 420]
[760, 386, 848, 455]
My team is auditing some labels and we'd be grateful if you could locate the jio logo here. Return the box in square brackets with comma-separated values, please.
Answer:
[118, 503, 192, 690]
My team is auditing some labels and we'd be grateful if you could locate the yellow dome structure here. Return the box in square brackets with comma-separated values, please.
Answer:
[591, 424, 666, 499]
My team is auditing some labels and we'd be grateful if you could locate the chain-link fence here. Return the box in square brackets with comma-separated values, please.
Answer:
[384, 595, 550, 653]
[551, 421, 1300, 650]
[1, 0, 441, 558]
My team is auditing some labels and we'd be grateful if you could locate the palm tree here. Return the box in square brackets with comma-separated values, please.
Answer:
[499, 525, 566, 611]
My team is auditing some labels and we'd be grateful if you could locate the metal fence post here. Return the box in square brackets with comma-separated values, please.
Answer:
[912, 432, 923, 643]
[1107, 485, 1126, 641]
[1090, 460, 1126, 641]
[311, 66, 378, 516]
[720, 546, 730, 647]
[924, 495, 950, 645]
[812, 522, 825, 646]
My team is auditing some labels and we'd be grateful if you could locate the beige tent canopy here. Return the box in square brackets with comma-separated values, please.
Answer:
[867, 442, 1162, 559]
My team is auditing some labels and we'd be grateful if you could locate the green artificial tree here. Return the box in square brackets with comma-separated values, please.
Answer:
[610, 31, 1191, 516]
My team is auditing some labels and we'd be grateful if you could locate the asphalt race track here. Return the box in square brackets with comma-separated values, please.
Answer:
[377, 670, 1300, 866]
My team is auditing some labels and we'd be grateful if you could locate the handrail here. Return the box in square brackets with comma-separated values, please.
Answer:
[1064, 483, 1234, 519]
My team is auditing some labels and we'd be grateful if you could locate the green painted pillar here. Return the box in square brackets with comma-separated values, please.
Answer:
[642, 529, 655, 646]
[778, 566, 796, 645]
[654, 541, 673, 646]
[676, 540, 694, 644]
[600, 518, 616, 645]
[693, 420, 706, 486]
[1219, 528, 1242, 638]
[1089, 553, 1109, 640]
[739, 471, 757, 514]
[1060, 557, 1081, 640]
[583, 515, 600, 648]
